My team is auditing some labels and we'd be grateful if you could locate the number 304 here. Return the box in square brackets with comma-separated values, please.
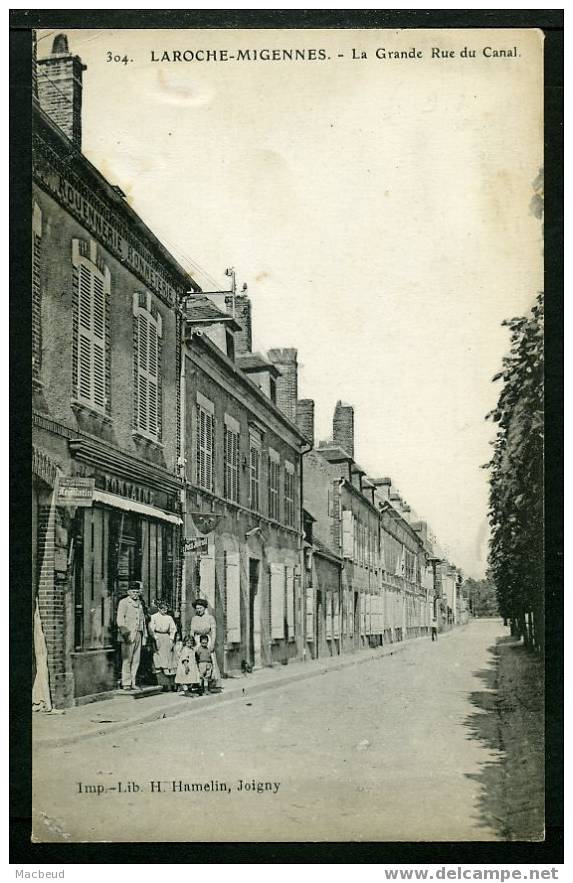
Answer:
[107, 52, 131, 64]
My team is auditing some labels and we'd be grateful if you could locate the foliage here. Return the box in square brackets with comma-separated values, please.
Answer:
[463, 576, 499, 617]
[484, 293, 544, 650]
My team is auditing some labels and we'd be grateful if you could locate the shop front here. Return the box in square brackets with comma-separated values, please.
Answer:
[66, 441, 183, 701]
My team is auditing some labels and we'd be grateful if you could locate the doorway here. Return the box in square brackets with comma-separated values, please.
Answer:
[248, 558, 260, 667]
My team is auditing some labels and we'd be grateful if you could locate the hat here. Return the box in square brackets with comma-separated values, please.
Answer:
[192, 598, 208, 609]
[129, 581, 143, 592]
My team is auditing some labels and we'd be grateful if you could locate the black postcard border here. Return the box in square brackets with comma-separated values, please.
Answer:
[10, 7, 563, 867]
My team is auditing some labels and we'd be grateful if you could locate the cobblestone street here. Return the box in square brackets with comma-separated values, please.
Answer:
[32, 619, 512, 842]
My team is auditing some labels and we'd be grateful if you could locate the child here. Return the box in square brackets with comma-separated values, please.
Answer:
[175, 635, 199, 696]
[195, 634, 214, 695]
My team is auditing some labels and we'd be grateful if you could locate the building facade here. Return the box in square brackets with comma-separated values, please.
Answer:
[181, 300, 308, 674]
[32, 35, 199, 706]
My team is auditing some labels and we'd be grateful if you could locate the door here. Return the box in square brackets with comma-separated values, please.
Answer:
[248, 559, 260, 667]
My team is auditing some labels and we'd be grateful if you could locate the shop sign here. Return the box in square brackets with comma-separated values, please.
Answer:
[56, 477, 94, 507]
[102, 473, 155, 505]
[184, 537, 209, 554]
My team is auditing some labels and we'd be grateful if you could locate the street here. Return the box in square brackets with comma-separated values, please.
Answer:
[33, 619, 506, 842]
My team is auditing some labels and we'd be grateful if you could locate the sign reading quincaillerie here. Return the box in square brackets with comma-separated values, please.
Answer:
[56, 477, 95, 507]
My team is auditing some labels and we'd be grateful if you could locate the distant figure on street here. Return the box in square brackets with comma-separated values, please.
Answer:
[117, 581, 147, 690]
[196, 634, 214, 694]
[149, 600, 178, 691]
[189, 598, 221, 689]
[431, 613, 438, 642]
[175, 635, 200, 696]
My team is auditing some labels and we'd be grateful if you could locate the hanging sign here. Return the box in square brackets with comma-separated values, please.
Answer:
[56, 477, 94, 507]
[184, 536, 209, 554]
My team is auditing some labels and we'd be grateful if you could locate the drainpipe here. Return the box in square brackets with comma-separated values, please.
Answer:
[178, 306, 187, 632]
[298, 440, 312, 658]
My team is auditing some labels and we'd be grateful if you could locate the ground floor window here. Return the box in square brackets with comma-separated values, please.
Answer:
[73, 505, 177, 651]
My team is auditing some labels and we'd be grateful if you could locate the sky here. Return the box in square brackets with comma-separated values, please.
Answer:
[38, 27, 544, 577]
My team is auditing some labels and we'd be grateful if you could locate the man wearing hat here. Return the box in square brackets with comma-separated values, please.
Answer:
[117, 581, 147, 690]
[189, 598, 221, 688]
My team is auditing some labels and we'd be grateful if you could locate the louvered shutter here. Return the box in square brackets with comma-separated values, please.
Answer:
[148, 322, 158, 436]
[270, 563, 285, 639]
[92, 274, 105, 409]
[360, 592, 366, 635]
[342, 509, 354, 559]
[225, 551, 241, 643]
[199, 541, 216, 610]
[78, 264, 92, 402]
[285, 566, 294, 639]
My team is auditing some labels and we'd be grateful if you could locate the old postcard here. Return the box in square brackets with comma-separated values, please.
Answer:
[31, 25, 544, 843]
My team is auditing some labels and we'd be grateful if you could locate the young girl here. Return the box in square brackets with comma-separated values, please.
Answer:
[175, 635, 200, 696]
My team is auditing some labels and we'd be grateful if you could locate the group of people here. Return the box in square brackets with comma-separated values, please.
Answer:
[116, 581, 221, 696]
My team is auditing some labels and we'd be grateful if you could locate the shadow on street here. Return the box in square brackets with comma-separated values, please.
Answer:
[463, 637, 511, 839]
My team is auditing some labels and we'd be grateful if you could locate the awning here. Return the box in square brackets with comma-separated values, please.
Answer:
[92, 490, 182, 525]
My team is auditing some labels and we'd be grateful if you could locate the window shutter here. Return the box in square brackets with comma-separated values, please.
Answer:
[225, 551, 241, 643]
[333, 592, 340, 638]
[270, 563, 285, 639]
[325, 592, 333, 640]
[342, 509, 354, 559]
[199, 541, 216, 610]
[285, 566, 295, 639]
[306, 587, 314, 641]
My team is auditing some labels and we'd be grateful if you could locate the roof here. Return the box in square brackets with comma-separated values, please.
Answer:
[313, 536, 343, 564]
[184, 295, 241, 329]
[316, 445, 353, 463]
[188, 331, 308, 444]
[33, 101, 200, 294]
[236, 352, 281, 377]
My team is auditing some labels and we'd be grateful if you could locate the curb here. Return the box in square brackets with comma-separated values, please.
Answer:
[33, 638, 420, 749]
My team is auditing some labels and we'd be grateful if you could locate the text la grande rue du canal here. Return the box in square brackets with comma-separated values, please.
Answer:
[148, 45, 520, 64]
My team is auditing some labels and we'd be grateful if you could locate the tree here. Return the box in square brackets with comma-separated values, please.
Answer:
[484, 293, 544, 650]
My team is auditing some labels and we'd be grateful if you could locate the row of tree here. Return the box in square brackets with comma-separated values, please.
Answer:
[485, 292, 544, 651]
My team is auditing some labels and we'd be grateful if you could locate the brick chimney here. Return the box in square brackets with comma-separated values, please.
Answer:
[332, 401, 354, 459]
[225, 293, 252, 355]
[296, 399, 315, 447]
[37, 33, 86, 149]
[267, 348, 298, 422]
[372, 477, 392, 501]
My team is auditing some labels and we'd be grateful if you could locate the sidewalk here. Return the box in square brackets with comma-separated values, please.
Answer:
[33, 631, 452, 749]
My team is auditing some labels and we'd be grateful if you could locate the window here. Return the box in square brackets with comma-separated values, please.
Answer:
[32, 202, 42, 381]
[249, 433, 261, 511]
[196, 393, 214, 491]
[73, 240, 110, 414]
[224, 415, 240, 503]
[133, 292, 163, 441]
[284, 461, 295, 527]
[268, 449, 280, 521]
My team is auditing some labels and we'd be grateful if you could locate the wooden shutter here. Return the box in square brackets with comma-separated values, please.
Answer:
[285, 566, 295, 639]
[270, 563, 285, 639]
[333, 592, 340, 638]
[225, 551, 241, 643]
[306, 588, 314, 641]
[342, 509, 354, 559]
[199, 541, 216, 610]
[325, 592, 333, 640]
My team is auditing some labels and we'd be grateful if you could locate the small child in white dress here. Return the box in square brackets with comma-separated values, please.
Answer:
[175, 636, 199, 695]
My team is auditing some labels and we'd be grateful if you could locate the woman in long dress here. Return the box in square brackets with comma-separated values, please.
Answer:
[149, 601, 177, 690]
[189, 598, 221, 689]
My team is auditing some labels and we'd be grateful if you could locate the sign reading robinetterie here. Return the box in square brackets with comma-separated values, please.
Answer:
[32, 27, 545, 843]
